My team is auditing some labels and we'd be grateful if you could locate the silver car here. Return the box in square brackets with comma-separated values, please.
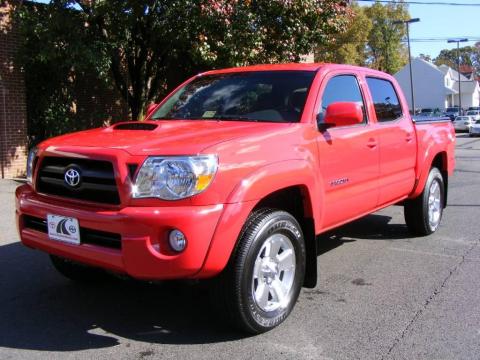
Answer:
[466, 110, 480, 121]
[453, 116, 475, 132]
[469, 120, 480, 137]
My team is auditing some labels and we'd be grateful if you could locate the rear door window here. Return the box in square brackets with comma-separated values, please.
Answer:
[366, 77, 403, 122]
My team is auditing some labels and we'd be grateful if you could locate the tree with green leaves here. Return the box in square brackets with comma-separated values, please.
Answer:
[315, 1, 410, 74]
[419, 53, 432, 62]
[434, 43, 480, 78]
[315, 3, 371, 66]
[364, 1, 409, 74]
[16, 0, 351, 122]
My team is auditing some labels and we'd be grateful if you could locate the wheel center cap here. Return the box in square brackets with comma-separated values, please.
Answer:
[261, 259, 278, 282]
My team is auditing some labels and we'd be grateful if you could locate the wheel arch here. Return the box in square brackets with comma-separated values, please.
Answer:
[252, 186, 317, 288]
[411, 151, 449, 207]
[200, 178, 319, 288]
[431, 152, 448, 207]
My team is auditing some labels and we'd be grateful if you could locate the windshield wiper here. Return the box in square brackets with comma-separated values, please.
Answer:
[151, 115, 261, 122]
[209, 115, 259, 122]
[150, 116, 186, 120]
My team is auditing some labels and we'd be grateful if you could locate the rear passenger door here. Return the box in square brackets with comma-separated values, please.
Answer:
[365, 77, 416, 206]
[316, 73, 380, 228]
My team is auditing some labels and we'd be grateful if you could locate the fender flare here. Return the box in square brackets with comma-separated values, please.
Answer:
[410, 150, 448, 199]
[198, 159, 324, 278]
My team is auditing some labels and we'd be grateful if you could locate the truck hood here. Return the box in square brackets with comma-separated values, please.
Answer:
[40, 120, 290, 156]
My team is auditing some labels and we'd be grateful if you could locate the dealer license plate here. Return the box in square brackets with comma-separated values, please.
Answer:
[47, 214, 81, 245]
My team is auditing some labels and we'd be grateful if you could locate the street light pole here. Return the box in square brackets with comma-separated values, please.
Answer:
[394, 18, 420, 114]
[448, 38, 468, 115]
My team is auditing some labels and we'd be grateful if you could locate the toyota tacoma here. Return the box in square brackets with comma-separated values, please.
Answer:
[16, 63, 455, 334]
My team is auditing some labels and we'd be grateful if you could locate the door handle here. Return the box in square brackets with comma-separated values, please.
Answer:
[366, 138, 377, 149]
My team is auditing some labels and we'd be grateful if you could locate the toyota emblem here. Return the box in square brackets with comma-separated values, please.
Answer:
[64, 168, 81, 187]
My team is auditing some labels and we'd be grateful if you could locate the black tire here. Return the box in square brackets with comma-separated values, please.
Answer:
[404, 167, 445, 236]
[50, 255, 107, 282]
[213, 208, 306, 334]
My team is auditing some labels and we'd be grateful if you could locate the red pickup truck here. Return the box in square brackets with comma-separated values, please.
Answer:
[16, 63, 455, 334]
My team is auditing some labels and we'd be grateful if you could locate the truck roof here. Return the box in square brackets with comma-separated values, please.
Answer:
[201, 63, 392, 79]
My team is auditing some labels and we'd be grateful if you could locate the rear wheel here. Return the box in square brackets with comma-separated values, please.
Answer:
[50, 255, 107, 282]
[213, 208, 306, 334]
[404, 167, 444, 236]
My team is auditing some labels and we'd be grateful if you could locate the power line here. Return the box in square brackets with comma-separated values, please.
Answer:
[337, 37, 480, 43]
[407, 38, 480, 42]
[357, 0, 480, 6]
[408, 37, 480, 39]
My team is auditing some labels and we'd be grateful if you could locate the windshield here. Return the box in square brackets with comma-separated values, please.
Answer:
[467, 111, 479, 115]
[446, 108, 458, 112]
[150, 71, 316, 123]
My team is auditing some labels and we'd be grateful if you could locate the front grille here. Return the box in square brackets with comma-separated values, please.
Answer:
[23, 215, 122, 250]
[36, 157, 120, 205]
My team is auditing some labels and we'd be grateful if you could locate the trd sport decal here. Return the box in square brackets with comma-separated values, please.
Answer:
[330, 178, 349, 187]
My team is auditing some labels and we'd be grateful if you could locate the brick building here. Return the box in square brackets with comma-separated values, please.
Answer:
[0, 1, 130, 179]
[0, 1, 27, 178]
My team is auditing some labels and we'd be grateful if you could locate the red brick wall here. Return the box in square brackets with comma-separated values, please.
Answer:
[71, 72, 131, 128]
[0, 1, 27, 178]
[0, 1, 130, 178]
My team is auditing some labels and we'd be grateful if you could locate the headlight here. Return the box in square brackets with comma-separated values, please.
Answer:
[132, 155, 218, 200]
[26, 147, 38, 184]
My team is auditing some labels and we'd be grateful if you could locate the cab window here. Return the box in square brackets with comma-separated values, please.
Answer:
[366, 77, 403, 122]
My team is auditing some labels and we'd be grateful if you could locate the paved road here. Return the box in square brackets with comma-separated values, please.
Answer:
[1, 134, 479, 360]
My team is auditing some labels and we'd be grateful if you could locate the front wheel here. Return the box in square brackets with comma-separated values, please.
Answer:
[213, 208, 306, 334]
[404, 167, 445, 236]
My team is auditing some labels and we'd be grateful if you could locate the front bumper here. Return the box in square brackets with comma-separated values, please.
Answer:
[16, 184, 224, 280]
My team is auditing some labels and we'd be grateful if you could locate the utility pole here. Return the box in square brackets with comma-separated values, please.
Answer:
[447, 38, 468, 115]
[394, 18, 420, 114]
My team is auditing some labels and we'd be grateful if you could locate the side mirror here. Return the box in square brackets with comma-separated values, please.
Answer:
[321, 102, 364, 130]
[145, 103, 159, 117]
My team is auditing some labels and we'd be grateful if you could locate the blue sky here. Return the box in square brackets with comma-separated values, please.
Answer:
[34, 0, 478, 59]
[359, 0, 480, 58]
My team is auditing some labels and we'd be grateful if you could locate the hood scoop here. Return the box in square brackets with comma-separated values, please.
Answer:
[113, 122, 158, 131]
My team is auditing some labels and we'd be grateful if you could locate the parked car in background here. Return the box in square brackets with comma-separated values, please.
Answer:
[414, 108, 446, 121]
[465, 110, 480, 121]
[469, 120, 480, 137]
[453, 116, 475, 132]
[467, 106, 480, 112]
[444, 106, 460, 120]
[419, 108, 434, 117]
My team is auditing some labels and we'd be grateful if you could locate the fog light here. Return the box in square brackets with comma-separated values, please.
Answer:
[169, 230, 187, 252]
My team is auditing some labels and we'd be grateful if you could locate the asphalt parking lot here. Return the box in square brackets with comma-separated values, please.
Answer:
[1, 134, 479, 360]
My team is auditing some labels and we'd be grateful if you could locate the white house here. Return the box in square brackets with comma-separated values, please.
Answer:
[394, 58, 480, 111]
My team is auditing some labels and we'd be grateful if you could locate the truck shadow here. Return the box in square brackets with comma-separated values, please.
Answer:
[317, 213, 409, 255]
[0, 242, 243, 351]
[0, 213, 407, 351]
